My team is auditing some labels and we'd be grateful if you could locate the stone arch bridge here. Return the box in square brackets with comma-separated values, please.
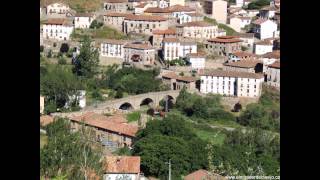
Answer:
[83, 90, 180, 112]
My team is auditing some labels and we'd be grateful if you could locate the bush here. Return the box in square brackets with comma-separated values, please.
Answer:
[179, 72, 184, 76]
[90, 20, 103, 29]
[60, 43, 69, 53]
[58, 57, 67, 65]
[40, 45, 44, 52]
[47, 50, 52, 58]
[115, 89, 123, 98]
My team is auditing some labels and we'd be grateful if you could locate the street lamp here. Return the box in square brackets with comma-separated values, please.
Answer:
[165, 159, 171, 180]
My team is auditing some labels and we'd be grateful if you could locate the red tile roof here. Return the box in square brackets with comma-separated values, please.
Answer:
[75, 13, 94, 17]
[162, 72, 196, 82]
[105, 156, 140, 173]
[40, 115, 55, 126]
[144, 7, 171, 13]
[208, 36, 242, 43]
[168, 5, 196, 12]
[44, 18, 71, 26]
[105, 12, 131, 17]
[201, 69, 264, 79]
[261, 50, 280, 59]
[184, 169, 209, 180]
[124, 42, 154, 50]
[152, 29, 176, 35]
[71, 112, 138, 137]
[232, 51, 256, 58]
[163, 37, 179, 42]
[125, 14, 167, 21]
[224, 60, 262, 68]
[268, 60, 280, 68]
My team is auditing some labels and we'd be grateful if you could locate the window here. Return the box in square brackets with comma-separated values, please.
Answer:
[247, 89, 249, 93]
[254, 85, 256, 88]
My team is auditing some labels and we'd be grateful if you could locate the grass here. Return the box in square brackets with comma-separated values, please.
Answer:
[71, 26, 129, 40]
[204, 16, 237, 36]
[195, 129, 226, 146]
[40, 133, 48, 149]
[208, 119, 243, 129]
[126, 111, 141, 123]
[40, 0, 104, 12]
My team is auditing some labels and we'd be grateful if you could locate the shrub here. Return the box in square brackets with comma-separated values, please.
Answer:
[60, 43, 69, 53]
[47, 50, 52, 58]
[58, 57, 67, 65]
[40, 45, 44, 52]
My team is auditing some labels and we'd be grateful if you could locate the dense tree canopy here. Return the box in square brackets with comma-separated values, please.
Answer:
[104, 66, 164, 95]
[73, 36, 99, 78]
[133, 114, 208, 178]
[247, 0, 271, 9]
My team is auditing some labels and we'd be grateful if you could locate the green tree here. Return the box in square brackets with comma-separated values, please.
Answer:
[73, 36, 99, 78]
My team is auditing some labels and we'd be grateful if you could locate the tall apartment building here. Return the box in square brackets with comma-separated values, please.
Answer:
[200, 70, 264, 97]
[42, 18, 74, 41]
[123, 15, 168, 35]
[203, 0, 227, 24]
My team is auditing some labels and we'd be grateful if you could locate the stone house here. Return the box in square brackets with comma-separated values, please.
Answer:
[176, 21, 219, 42]
[104, 0, 128, 13]
[259, 50, 280, 73]
[46, 2, 70, 16]
[205, 36, 242, 56]
[74, 13, 96, 29]
[237, 33, 255, 49]
[152, 29, 177, 49]
[162, 72, 196, 91]
[104, 156, 141, 180]
[124, 42, 155, 66]
[69, 112, 138, 148]
[104, 12, 131, 31]
[266, 61, 280, 88]
[42, 18, 74, 41]
[100, 39, 131, 59]
[228, 51, 257, 62]
[123, 15, 169, 35]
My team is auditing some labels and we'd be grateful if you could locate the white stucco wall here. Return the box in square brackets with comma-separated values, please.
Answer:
[42, 24, 74, 41]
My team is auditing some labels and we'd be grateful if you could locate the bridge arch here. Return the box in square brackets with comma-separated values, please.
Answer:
[119, 102, 134, 110]
[140, 98, 154, 107]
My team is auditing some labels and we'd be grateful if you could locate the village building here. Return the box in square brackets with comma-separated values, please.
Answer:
[100, 39, 130, 59]
[176, 21, 219, 41]
[104, 0, 129, 13]
[123, 15, 169, 35]
[235, 0, 244, 7]
[203, 0, 228, 24]
[246, 9, 259, 17]
[228, 15, 252, 32]
[186, 52, 206, 72]
[254, 40, 273, 55]
[124, 42, 155, 66]
[270, 0, 280, 8]
[134, 2, 151, 15]
[205, 36, 242, 56]
[162, 72, 196, 90]
[184, 169, 227, 180]
[170, 5, 196, 18]
[163, 38, 197, 61]
[143, 7, 171, 17]
[273, 38, 280, 50]
[46, 2, 70, 16]
[40, 96, 44, 114]
[74, 13, 96, 29]
[228, 51, 256, 62]
[223, 59, 263, 73]
[104, 156, 141, 180]
[237, 33, 255, 49]
[259, 50, 280, 72]
[169, 0, 185, 6]
[104, 12, 130, 31]
[200, 70, 264, 97]
[152, 29, 177, 49]
[252, 18, 278, 40]
[266, 61, 280, 88]
[259, 6, 277, 19]
[42, 18, 74, 41]
[70, 112, 138, 148]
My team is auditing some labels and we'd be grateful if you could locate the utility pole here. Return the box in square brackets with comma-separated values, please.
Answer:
[165, 159, 171, 180]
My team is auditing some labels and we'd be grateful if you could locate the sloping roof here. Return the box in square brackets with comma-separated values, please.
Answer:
[40, 115, 55, 126]
[261, 50, 280, 59]
[44, 18, 72, 26]
[185, 12, 203, 17]
[70, 113, 138, 137]
[162, 72, 196, 82]
[125, 14, 167, 21]
[224, 60, 262, 68]
[208, 36, 242, 43]
[255, 40, 273, 45]
[144, 7, 171, 13]
[168, 5, 196, 12]
[105, 0, 128, 3]
[231, 51, 256, 58]
[124, 42, 154, 50]
[105, 156, 140, 173]
[184, 169, 209, 180]
[201, 70, 264, 79]
[268, 60, 280, 68]
[153, 29, 176, 35]
[252, 18, 268, 25]
[105, 12, 131, 17]
[187, 52, 206, 58]
[75, 13, 94, 17]
[103, 39, 130, 45]
[181, 21, 214, 27]
[72, 112, 127, 123]
[163, 37, 179, 42]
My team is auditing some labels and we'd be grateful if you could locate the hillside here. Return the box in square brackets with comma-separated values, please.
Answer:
[40, 0, 104, 12]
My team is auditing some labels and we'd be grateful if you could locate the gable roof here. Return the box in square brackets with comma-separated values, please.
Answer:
[125, 14, 167, 21]
[44, 18, 72, 26]
[208, 36, 242, 43]
[162, 72, 196, 82]
[152, 29, 176, 35]
[184, 169, 209, 180]
[224, 60, 262, 68]
[124, 42, 154, 50]
[105, 12, 131, 17]
[105, 156, 140, 174]
[180, 21, 214, 27]
[268, 60, 280, 68]
[261, 50, 280, 59]
[200, 69, 264, 79]
[231, 51, 256, 58]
